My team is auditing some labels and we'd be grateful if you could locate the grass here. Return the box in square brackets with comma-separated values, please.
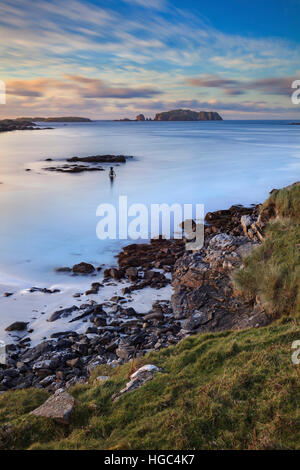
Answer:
[234, 183, 300, 317]
[234, 219, 300, 317]
[260, 183, 300, 223]
[1, 182, 299, 450]
[0, 317, 299, 450]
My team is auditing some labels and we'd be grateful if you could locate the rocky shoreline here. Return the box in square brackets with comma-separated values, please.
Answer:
[0, 203, 269, 393]
[0, 119, 52, 133]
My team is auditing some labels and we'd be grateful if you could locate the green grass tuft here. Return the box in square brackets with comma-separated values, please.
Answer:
[0, 319, 299, 450]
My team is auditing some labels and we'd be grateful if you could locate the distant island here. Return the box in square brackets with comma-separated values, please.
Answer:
[18, 116, 92, 122]
[116, 109, 223, 122]
[154, 109, 222, 121]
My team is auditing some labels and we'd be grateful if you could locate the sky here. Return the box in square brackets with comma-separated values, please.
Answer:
[0, 0, 300, 119]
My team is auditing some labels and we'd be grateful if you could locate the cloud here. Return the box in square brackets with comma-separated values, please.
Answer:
[5, 75, 162, 102]
[187, 75, 239, 88]
[123, 0, 167, 10]
[186, 74, 298, 97]
[65, 75, 162, 98]
[1, 0, 300, 118]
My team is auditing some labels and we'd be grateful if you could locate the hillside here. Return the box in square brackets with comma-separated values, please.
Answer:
[0, 182, 299, 450]
[0, 317, 299, 450]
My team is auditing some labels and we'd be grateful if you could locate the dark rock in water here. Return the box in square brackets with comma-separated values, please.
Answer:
[5, 322, 29, 332]
[72, 262, 95, 274]
[136, 114, 145, 121]
[44, 164, 104, 173]
[3, 292, 14, 297]
[55, 267, 71, 273]
[28, 287, 60, 294]
[67, 155, 127, 163]
[85, 282, 101, 295]
[48, 305, 79, 322]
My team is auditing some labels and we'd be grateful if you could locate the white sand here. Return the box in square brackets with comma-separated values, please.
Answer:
[0, 271, 172, 347]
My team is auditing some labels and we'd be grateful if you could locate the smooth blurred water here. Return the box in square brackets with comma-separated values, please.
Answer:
[0, 120, 299, 285]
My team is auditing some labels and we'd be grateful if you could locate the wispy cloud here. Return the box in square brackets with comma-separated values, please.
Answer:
[123, 0, 167, 10]
[187, 74, 299, 97]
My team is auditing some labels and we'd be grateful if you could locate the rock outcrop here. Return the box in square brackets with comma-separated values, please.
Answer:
[0, 119, 39, 133]
[30, 388, 76, 424]
[112, 365, 162, 402]
[67, 155, 127, 163]
[154, 109, 222, 121]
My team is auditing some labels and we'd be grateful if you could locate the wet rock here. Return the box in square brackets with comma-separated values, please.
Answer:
[28, 287, 60, 294]
[3, 292, 14, 297]
[72, 262, 95, 274]
[5, 322, 29, 332]
[55, 267, 71, 273]
[125, 267, 138, 281]
[48, 305, 78, 322]
[44, 164, 104, 173]
[67, 155, 127, 163]
[144, 311, 164, 321]
[85, 282, 101, 295]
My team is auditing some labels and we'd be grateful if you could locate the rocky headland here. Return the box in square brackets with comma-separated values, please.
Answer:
[0, 119, 50, 133]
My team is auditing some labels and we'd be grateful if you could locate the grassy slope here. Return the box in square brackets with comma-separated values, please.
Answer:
[1, 316, 299, 450]
[234, 183, 300, 317]
[1, 183, 299, 450]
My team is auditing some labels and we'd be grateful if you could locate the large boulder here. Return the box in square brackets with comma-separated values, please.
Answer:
[72, 262, 95, 274]
[30, 389, 76, 424]
[5, 322, 28, 332]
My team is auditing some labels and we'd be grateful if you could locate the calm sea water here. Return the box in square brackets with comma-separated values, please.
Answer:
[0, 120, 299, 285]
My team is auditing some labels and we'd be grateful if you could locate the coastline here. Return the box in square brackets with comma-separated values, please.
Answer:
[0, 199, 269, 393]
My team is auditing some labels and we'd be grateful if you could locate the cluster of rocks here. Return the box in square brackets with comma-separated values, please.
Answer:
[43, 154, 131, 174]
[1, 204, 270, 394]
[44, 164, 104, 173]
[0, 298, 181, 393]
[204, 204, 259, 236]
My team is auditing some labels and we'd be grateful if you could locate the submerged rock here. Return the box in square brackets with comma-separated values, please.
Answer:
[72, 262, 95, 274]
[5, 322, 29, 332]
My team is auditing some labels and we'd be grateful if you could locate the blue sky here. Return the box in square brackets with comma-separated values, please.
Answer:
[0, 0, 299, 119]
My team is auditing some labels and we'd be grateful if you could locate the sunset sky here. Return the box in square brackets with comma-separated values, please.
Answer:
[1, 0, 300, 119]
